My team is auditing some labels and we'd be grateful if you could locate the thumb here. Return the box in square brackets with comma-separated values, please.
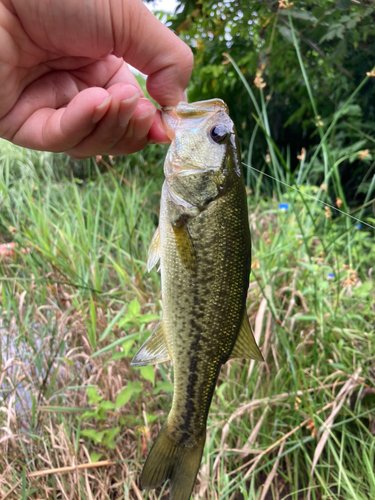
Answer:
[110, 0, 193, 106]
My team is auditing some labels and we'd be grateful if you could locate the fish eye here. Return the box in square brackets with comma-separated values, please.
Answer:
[210, 125, 229, 144]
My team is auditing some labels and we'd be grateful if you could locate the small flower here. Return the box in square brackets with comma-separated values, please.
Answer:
[343, 278, 355, 287]
[266, 94, 271, 101]
[279, 0, 294, 8]
[324, 206, 331, 218]
[297, 147, 306, 161]
[358, 149, 370, 160]
[336, 198, 343, 208]
[251, 258, 260, 270]
[222, 52, 231, 65]
[278, 203, 289, 211]
[254, 68, 266, 89]
[327, 273, 335, 280]
[315, 120, 324, 127]
[95, 155, 102, 163]
[294, 397, 301, 410]
[366, 69, 375, 77]
[356, 224, 362, 229]
[265, 153, 271, 163]
[307, 419, 316, 438]
[320, 184, 327, 191]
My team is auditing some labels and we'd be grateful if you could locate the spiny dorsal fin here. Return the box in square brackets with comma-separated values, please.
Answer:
[229, 312, 264, 361]
[131, 321, 172, 367]
[147, 226, 161, 273]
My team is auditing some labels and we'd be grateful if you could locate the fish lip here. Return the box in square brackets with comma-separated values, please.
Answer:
[161, 106, 179, 140]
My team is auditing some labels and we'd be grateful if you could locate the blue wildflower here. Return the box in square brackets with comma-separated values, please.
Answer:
[356, 224, 362, 229]
[327, 273, 335, 280]
[278, 203, 289, 211]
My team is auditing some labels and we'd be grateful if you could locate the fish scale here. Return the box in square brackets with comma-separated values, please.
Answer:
[161, 179, 249, 443]
[131, 99, 263, 500]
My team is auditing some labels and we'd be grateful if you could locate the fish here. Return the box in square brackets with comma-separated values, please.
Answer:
[131, 99, 263, 500]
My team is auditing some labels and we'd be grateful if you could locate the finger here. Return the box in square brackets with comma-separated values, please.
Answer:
[0, 57, 129, 139]
[10, 87, 117, 151]
[100, 65, 170, 146]
[65, 87, 157, 158]
[110, 0, 193, 107]
[148, 110, 170, 145]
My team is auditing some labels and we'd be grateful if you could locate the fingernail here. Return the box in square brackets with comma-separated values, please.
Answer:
[92, 96, 112, 124]
[118, 92, 140, 127]
[131, 109, 156, 139]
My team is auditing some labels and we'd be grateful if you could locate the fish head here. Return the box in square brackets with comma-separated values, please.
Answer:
[162, 99, 241, 209]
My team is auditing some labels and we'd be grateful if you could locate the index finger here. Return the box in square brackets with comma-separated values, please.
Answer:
[110, 0, 193, 106]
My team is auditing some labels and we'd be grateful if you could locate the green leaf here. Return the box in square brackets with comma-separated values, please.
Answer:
[115, 388, 133, 408]
[152, 382, 174, 395]
[128, 298, 140, 317]
[87, 387, 102, 404]
[278, 26, 293, 44]
[82, 410, 98, 419]
[102, 427, 120, 449]
[140, 365, 155, 385]
[90, 452, 103, 463]
[280, 9, 318, 23]
[140, 313, 161, 323]
[121, 338, 136, 356]
[81, 429, 105, 444]
[99, 400, 115, 411]
[109, 351, 129, 361]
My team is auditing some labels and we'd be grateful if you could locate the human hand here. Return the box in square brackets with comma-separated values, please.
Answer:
[0, 0, 193, 158]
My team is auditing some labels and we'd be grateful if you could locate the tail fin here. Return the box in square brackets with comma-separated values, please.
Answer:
[141, 424, 205, 500]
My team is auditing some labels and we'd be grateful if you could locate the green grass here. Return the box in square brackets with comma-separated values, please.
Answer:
[1, 24, 375, 499]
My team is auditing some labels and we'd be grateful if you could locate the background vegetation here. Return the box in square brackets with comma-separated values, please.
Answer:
[0, 1, 374, 499]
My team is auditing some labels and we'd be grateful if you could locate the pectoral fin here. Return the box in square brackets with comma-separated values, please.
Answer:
[147, 226, 161, 272]
[229, 312, 264, 361]
[172, 216, 197, 272]
[131, 321, 172, 367]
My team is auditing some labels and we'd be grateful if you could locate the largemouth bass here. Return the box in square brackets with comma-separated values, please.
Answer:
[131, 99, 263, 500]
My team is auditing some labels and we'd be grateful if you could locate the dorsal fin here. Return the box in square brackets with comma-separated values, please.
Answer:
[229, 312, 264, 361]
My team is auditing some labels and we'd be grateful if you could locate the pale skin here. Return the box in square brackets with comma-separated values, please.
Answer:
[0, 0, 193, 158]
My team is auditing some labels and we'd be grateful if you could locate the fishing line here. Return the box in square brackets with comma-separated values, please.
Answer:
[242, 162, 375, 231]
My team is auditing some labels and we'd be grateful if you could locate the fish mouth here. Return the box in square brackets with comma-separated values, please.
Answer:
[161, 106, 178, 141]
[161, 99, 229, 140]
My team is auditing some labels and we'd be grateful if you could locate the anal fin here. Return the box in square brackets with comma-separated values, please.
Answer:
[229, 312, 264, 361]
[131, 321, 171, 367]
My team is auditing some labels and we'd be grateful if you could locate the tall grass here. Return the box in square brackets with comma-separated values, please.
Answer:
[0, 23, 374, 499]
